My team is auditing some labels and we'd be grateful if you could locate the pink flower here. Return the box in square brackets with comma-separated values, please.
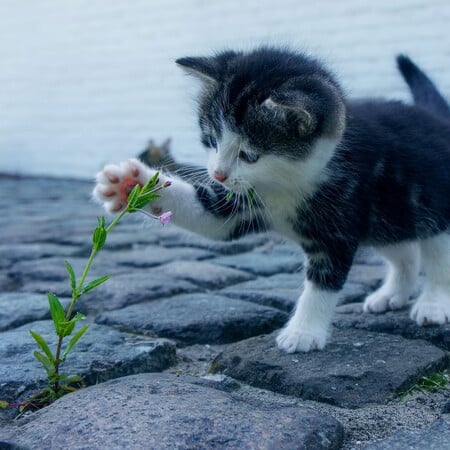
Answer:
[163, 180, 172, 188]
[159, 211, 172, 225]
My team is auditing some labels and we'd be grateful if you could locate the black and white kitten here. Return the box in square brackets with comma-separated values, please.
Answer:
[94, 47, 450, 353]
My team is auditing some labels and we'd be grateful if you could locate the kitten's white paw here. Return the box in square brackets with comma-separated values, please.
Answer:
[410, 292, 450, 325]
[93, 159, 157, 213]
[363, 287, 409, 313]
[276, 325, 328, 353]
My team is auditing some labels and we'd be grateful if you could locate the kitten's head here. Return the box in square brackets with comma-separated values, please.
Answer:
[177, 47, 346, 195]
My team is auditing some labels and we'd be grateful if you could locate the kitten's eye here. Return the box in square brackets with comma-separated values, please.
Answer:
[202, 135, 218, 150]
[209, 136, 218, 149]
[239, 151, 260, 164]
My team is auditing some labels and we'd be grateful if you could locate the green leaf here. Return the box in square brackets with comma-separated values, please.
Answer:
[59, 374, 82, 383]
[61, 321, 75, 337]
[81, 275, 110, 294]
[30, 331, 54, 363]
[61, 325, 89, 361]
[133, 193, 160, 210]
[0, 400, 9, 408]
[33, 351, 55, 376]
[225, 191, 234, 202]
[126, 184, 141, 207]
[72, 311, 86, 321]
[65, 260, 76, 292]
[141, 172, 160, 193]
[60, 312, 86, 337]
[97, 217, 106, 228]
[66, 375, 82, 383]
[92, 226, 107, 251]
[48, 293, 65, 336]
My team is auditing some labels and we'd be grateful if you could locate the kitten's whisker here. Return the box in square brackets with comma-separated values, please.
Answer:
[240, 179, 272, 232]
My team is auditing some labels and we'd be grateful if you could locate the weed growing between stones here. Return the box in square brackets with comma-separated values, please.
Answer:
[402, 370, 449, 396]
[0, 173, 171, 412]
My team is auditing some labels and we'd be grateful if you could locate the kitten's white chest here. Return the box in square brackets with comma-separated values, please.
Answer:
[264, 194, 300, 241]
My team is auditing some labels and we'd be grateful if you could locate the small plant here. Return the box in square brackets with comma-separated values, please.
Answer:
[403, 370, 449, 397]
[1, 173, 171, 411]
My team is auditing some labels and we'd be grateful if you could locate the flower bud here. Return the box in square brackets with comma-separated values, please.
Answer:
[159, 211, 172, 225]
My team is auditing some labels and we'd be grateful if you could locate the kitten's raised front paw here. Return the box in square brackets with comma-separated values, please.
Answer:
[93, 159, 154, 213]
[410, 292, 450, 325]
[276, 325, 328, 353]
[363, 287, 409, 313]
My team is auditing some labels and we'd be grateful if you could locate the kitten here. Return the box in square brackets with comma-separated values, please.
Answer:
[94, 47, 450, 353]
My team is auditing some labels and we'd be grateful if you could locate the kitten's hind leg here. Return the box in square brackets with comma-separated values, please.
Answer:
[363, 242, 420, 313]
[411, 233, 450, 325]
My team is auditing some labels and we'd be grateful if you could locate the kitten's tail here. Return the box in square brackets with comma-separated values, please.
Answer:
[397, 54, 450, 120]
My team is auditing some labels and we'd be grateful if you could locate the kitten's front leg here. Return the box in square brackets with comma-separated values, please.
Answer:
[277, 250, 353, 353]
[276, 281, 340, 352]
[93, 159, 246, 240]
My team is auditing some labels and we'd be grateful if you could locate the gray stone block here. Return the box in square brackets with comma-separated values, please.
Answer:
[0, 272, 17, 291]
[96, 293, 287, 345]
[154, 226, 271, 254]
[210, 329, 448, 408]
[102, 244, 214, 268]
[80, 270, 199, 313]
[220, 273, 302, 311]
[0, 243, 79, 265]
[149, 260, 255, 289]
[364, 415, 450, 449]
[19, 280, 74, 299]
[214, 251, 303, 276]
[9, 256, 122, 283]
[1, 373, 344, 449]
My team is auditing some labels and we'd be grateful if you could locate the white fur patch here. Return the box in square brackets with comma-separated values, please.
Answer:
[211, 125, 339, 241]
[364, 241, 420, 313]
[411, 233, 450, 325]
[276, 280, 339, 353]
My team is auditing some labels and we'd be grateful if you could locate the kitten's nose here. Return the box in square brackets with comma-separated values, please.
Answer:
[214, 171, 228, 183]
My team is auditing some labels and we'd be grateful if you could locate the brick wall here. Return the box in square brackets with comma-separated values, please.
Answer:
[1, 0, 449, 178]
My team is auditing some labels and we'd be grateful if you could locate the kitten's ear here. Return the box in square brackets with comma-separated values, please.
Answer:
[263, 97, 316, 136]
[176, 57, 219, 84]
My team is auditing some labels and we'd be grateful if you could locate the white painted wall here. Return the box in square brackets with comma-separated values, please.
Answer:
[1, 0, 449, 178]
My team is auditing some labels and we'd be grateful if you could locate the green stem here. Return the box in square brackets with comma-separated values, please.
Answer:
[69, 207, 128, 317]
[53, 207, 129, 394]
[106, 207, 129, 233]
[50, 182, 164, 395]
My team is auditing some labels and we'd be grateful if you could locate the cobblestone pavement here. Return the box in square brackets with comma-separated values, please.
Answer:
[0, 175, 449, 449]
